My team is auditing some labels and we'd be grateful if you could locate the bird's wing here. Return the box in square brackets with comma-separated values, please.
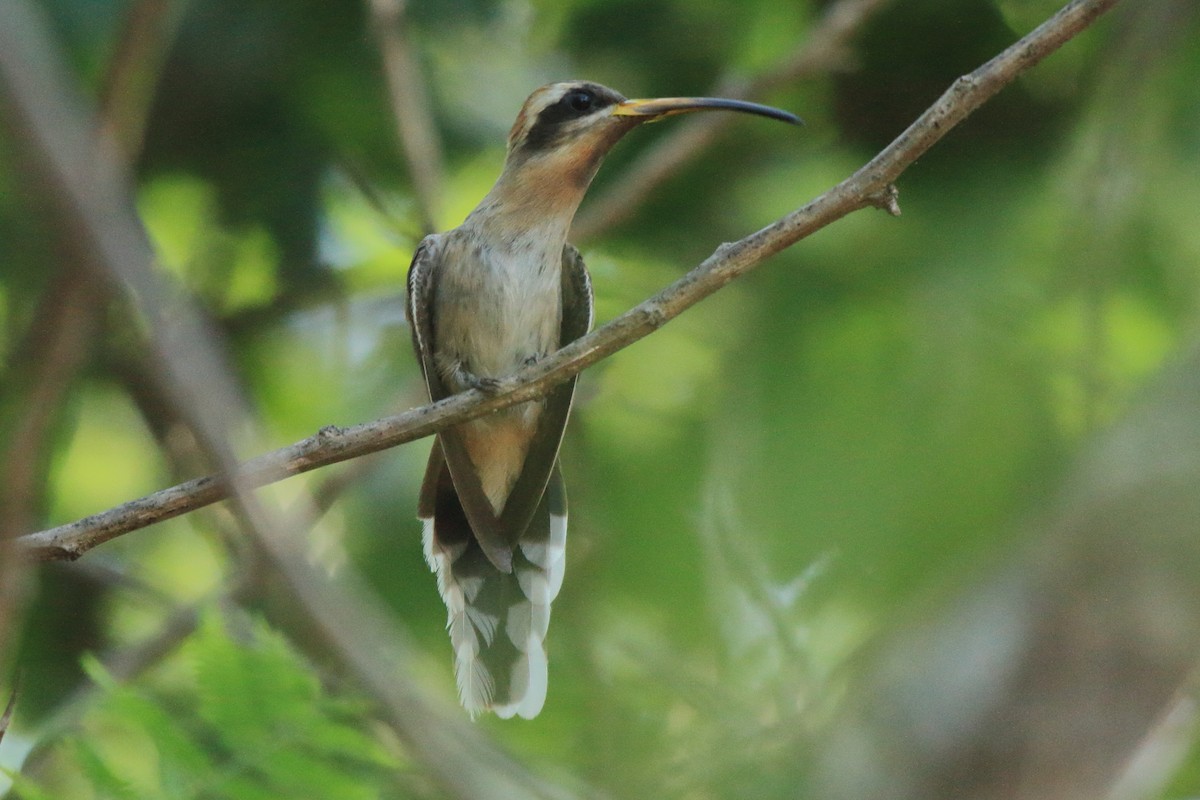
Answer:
[406, 235, 443, 395]
[561, 243, 596, 341]
[409, 236, 514, 569]
[493, 244, 594, 548]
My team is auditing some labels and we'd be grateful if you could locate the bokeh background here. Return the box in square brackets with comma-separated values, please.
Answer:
[3, 0, 1200, 798]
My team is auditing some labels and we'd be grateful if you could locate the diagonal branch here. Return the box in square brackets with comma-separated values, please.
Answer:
[98, 0, 184, 168]
[0, 674, 18, 746]
[16, 0, 1121, 563]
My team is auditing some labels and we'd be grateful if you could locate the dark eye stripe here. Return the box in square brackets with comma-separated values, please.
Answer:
[521, 83, 623, 152]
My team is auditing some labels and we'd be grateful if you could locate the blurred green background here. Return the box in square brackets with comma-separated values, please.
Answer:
[3, 0, 1200, 797]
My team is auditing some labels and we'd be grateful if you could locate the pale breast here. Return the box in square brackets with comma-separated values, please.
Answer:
[434, 228, 563, 382]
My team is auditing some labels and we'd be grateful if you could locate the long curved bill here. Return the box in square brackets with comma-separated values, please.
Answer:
[613, 96, 802, 125]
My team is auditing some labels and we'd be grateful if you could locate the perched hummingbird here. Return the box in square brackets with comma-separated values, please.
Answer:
[407, 81, 799, 718]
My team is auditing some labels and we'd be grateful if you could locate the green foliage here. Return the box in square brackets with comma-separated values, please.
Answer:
[22, 614, 398, 800]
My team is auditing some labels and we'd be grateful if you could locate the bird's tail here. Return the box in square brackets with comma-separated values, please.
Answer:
[419, 450, 567, 719]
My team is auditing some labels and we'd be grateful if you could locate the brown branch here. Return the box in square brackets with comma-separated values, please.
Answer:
[98, 0, 183, 166]
[0, 675, 18, 746]
[571, 0, 894, 241]
[16, 0, 1121, 563]
[368, 0, 445, 235]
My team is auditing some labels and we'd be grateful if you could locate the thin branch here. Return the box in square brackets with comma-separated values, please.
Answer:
[98, 0, 184, 167]
[368, 0, 445, 235]
[17, 0, 1121, 563]
[0, 674, 18, 746]
[572, 0, 894, 241]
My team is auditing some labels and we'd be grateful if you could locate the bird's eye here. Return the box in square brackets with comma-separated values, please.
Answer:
[563, 90, 594, 113]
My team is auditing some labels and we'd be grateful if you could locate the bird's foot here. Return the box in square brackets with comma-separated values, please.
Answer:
[468, 374, 507, 394]
[442, 357, 531, 395]
[443, 359, 505, 394]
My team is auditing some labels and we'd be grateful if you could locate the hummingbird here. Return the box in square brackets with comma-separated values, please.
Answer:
[407, 81, 799, 718]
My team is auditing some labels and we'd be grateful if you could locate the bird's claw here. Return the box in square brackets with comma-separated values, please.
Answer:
[469, 375, 505, 394]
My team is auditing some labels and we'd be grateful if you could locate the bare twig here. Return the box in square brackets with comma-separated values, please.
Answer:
[572, 0, 894, 241]
[369, 0, 445, 235]
[17, 0, 1122, 563]
[0, 674, 18, 746]
[98, 0, 184, 166]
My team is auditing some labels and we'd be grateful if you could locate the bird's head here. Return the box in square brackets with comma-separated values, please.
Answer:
[496, 81, 800, 209]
